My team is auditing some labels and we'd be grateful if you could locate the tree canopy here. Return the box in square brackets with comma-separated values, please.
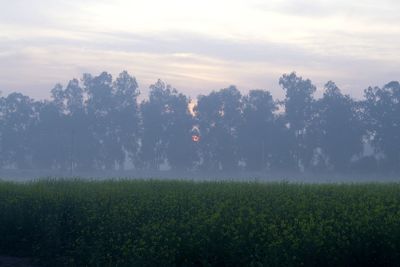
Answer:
[0, 71, 398, 174]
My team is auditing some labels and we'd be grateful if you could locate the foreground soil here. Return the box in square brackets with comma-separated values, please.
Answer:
[0, 256, 36, 267]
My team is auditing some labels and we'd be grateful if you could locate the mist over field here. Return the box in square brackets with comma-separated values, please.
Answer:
[1, 1, 400, 182]
[0, 71, 400, 182]
[1, 1, 400, 266]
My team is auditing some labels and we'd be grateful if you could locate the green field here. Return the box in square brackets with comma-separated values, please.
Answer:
[1, 179, 400, 266]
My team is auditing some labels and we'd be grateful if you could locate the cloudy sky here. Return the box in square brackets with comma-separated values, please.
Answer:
[0, 0, 399, 99]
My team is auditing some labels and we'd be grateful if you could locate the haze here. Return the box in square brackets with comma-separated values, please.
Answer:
[1, 0, 400, 99]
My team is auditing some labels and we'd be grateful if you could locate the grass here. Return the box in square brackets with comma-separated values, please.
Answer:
[1, 179, 400, 266]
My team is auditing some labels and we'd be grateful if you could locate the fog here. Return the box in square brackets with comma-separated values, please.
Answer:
[2, 170, 400, 184]
[1, 71, 399, 182]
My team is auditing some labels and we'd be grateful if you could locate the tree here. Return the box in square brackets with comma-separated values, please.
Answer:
[83, 71, 141, 170]
[113, 71, 141, 168]
[83, 72, 116, 169]
[49, 79, 98, 171]
[279, 72, 316, 171]
[140, 80, 197, 170]
[195, 86, 242, 171]
[314, 81, 364, 171]
[364, 81, 400, 171]
[31, 100, 68, 169]
[0, 93, 36, 169]
[238, 90, 277, 171]
[3, 69, 400, 175]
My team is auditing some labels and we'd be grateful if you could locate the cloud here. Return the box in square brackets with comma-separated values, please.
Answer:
[0, 31, 397, 100]
[0, 0, 399, 100]
[254, 0, 339, 17]
[254, 0, 400, 21]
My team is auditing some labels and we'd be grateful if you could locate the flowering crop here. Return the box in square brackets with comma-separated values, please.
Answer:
[1, 179, 400, 266]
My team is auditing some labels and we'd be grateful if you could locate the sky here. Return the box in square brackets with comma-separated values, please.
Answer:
[0, 0, 399, 100]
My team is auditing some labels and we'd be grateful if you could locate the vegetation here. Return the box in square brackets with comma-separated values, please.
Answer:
[1, 71, 400, 173]
[1, 179, 400, 266]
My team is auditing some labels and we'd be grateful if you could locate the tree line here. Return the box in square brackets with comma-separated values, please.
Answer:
[0, 71, 399, 173]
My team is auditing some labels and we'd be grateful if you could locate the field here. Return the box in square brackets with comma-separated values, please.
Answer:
[1, 179, 400, 266]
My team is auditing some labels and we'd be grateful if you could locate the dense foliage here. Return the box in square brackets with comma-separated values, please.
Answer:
[1, 179, 400, 266]
[1, 71, 400, 172]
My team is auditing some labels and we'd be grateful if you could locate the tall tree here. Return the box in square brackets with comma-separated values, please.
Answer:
[31, 100, 68, 169]
[49, 79, 97, 171]
[279, 72, 316, 171]
[83, 71, 141, 170]
[83, 72, 116, 169]
[195, 86, 242, 171]
[0, 93, 36, 169]
[314, 81, 364, 171]
[238, 90, 277, 171]
[140, 80, 197, 170]
[112, 71, 141, 168]
[364, 81, 400, 171]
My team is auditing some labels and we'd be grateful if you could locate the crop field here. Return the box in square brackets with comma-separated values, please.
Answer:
[1, 179, 400, 266]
